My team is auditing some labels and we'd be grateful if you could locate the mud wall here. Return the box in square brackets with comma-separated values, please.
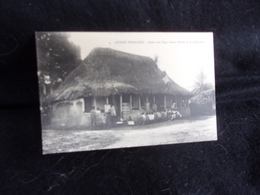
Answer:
[51, 98, 91, 129]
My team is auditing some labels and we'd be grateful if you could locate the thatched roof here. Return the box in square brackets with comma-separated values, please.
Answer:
[49, 48, 192, 102]
[190, 89, 215, 104]
[162, 73, 193, 97]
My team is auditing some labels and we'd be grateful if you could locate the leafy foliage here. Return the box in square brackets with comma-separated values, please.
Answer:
[192, 71, 213, 95]
[36, 32, 81, 95]
[190, 71, 215, 115]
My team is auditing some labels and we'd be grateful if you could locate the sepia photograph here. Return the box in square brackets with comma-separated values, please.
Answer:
[36, 32, 217, 154]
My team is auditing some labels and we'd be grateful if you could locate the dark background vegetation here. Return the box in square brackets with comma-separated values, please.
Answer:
[1, 0, 260, 194]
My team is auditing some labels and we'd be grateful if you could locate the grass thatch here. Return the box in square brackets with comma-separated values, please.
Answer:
[165, 74, 193, 97]
[49, 48, 192, 102]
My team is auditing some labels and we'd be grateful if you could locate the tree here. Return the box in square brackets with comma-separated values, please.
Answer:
[36, 32, 81, 95]
[192, 70, 213, 95]
[190, 70, 215, 116]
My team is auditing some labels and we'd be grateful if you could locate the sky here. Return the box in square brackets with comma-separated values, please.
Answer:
[68, 32, 215, 91]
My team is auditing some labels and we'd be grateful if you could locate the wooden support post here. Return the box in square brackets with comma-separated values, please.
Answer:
[129, 95, 132, 110]
[112, 95, 116, 105]
[176, 96, 179, 109]
[81, 98, 85, 112]
[43, 84, 46, 96]
[119, 94, 122, 115]
[164, 96, 166, 110]
[138, 96, 141, 109]
[106, 97, 109, 104]
[50, 87, 53, 94]
[153, 96, 155, 103]
[146, 96, 149, 111]
[93, 96, 97, 109]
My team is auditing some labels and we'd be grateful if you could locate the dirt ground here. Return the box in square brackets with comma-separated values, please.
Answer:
[42, 115, 217, 154]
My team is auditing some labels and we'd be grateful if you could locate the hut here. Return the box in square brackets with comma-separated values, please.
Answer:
[47, 48, 192, 129]
[163, 73, 193, 117]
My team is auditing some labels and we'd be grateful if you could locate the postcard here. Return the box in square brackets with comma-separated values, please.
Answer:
[36, 32, 217, 154]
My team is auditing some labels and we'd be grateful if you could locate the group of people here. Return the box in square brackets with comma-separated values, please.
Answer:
[167, 108, 182, 121]
[90, 106, 137, 130]
[90, 102, 182, 129]
[90, 105, 117, 130]
[140, 112, 156, 125]
[140, 108, 182, 125]
[116, 116, 135, 126]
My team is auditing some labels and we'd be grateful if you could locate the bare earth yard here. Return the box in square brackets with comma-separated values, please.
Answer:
[42, 115, 217, 154]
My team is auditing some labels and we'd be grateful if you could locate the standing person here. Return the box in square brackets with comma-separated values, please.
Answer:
[101, 112, 107, 129]
[110, 104, 117, 127]
[95, 107, 101, 129]
[106, 112, 112, 129]
[152, 102, 157, 112]
[171, 102, 176, 109]
[141, 112, 146, 125]
[90, 106, 96, 130]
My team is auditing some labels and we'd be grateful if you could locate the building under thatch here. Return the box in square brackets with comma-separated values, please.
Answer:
[190, 89, 216, 116]
[47, 48, 192, 129]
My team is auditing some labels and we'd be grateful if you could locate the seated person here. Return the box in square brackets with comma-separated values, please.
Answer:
[116, 116, 124, 125]
[146, 113, 149, 121]
[154, 112, 161, 121]
[152, 103, 157, 112]
[167, 108, 173, 120]
[169, 111, 176, 121]
[148, 112, 155, 121]
[176, 111, 182, 119]
[160, 111, 167, 121]
[127, 116, 135, 125]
